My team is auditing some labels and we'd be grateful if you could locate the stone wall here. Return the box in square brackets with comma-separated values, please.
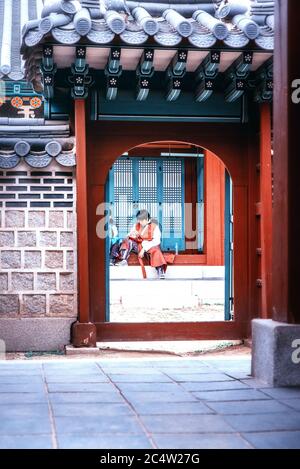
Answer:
[0, 161, 78, 320]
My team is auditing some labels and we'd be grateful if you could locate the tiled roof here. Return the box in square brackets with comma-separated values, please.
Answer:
[0, 0, 43, 80]
[21, 0, 274, 51]
[0, 118, 76, 168]
[0, 1, 275, 82]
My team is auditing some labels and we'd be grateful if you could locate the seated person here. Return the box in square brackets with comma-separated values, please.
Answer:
[119, 209, 167, 279]
[109, 216, 120, 265]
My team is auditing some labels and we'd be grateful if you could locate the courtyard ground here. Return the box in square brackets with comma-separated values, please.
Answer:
[0, 350, 300, 449]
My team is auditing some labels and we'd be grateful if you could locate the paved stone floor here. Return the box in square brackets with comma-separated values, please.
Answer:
[0, 356, 300, 449]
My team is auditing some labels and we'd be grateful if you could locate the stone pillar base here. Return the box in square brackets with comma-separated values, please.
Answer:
[71, 321, 97, 347]
[0, 318, 75, 352]
[252, 319, 300, 386]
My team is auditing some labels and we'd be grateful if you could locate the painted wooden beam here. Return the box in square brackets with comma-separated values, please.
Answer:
[96, 321, 246, 341]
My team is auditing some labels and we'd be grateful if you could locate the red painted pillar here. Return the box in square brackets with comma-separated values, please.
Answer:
[273, 0, 300, 324]
[205, 150, 225, 266]
[260, 103, 273, 319]
[72, 99, 96, 346]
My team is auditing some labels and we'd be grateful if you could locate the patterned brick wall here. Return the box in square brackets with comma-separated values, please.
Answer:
[0, 161, 77, 318]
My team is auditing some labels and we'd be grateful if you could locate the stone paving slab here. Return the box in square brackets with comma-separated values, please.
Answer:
[0, 393, 47, 404]
[205, 400, 293, 415]
[106, 373, 173, 383]
[280, 399, 300, 411]
[47, 383, 116, 393]
[45, 375, 110, 383]
[260, 387, 300, 400]
[242, 431, 300, 449]
[55, 415, 144, 434]
[140, 414, 235, 434]
[0, 417, 52, 435]
[0, 435, 53, 449]
[223, 412, 300, 432]
[51, 403, 134, 417]
[192, 389, 270, 401]
[120, 390, 199, 403]
[181, 381, 250, 392]
[49, 392, 124, 404]
[0, 375, 44, 384]
[57, 434, 153, 449]
[116, 382, 183, 392]
[0, 356, 299, 449]
[0, 383, 45, 393]
[130, 401, 214, 415]
[152, 433, 253, 449]
[162, 373, 235, 382]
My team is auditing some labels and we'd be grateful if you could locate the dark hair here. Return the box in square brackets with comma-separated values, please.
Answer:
[136, 210, 150, 221]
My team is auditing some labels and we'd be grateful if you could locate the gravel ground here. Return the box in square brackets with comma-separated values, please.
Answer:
[110, 304, 225, 322]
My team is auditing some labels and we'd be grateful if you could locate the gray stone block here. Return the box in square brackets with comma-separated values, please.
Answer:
[39, 231, 57, 247]
[22, 295, 46, 315]
[0, 250, 21, 269]
[60, 232, 74, 247]
[17, 231, 36, 247]
[11, 273, 34, 291]
[45, 251, 63, 269]
[28, 211, 45, 228]
[49, 294, 75, 316]
[5, 211, 25, 228]
[252, 319, 300, 386]
[66, 251, 75, 269]
[24, 251, 41, 268]
[0, 317, 74, 351]
[0, 231, 14, 247]
[0, 295, 19, 315]
[59, 273, 74, 291]
[0, 273, 8, 290]
[36, 272, 56, 290]
[49, 211, 64, 228]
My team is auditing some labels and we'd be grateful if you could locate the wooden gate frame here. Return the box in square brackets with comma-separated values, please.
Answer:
[74, 100, 260, 342]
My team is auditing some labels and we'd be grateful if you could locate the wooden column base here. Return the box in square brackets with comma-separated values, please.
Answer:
[72, 321, 97, 348]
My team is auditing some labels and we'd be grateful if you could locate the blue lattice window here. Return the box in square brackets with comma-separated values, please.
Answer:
[108, 156, 185, 251]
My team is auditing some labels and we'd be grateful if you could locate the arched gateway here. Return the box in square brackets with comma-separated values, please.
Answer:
[0, 0, 274, 349]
